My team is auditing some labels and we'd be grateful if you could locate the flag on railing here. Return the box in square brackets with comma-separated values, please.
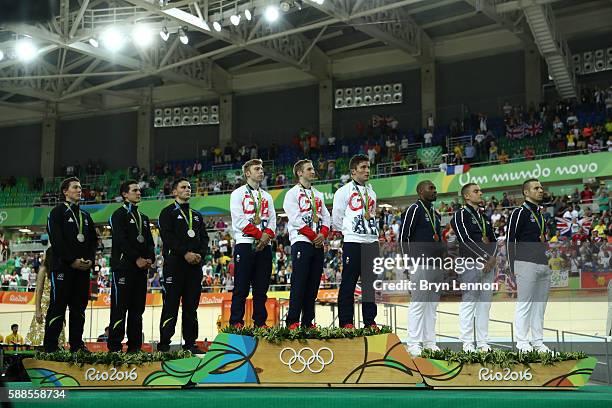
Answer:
[446, 164, 471, 175]
[526, 121, 543, 137]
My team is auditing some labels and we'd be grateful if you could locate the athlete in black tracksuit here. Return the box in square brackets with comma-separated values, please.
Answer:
[44, 181, 97, 352]
[108, 199, 155, 352]
[157, 189, 209, 352]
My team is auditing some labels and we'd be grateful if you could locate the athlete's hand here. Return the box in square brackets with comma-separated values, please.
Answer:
[136, 257, 149, 269]
[313, 234, 325, 247]
[184, 252, 199, 264]
[35, 308, 44, 324]
[483, 256, 496, 273]
[260, 232, 271, 246]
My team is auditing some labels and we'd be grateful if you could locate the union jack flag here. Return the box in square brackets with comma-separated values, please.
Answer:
[526, 121, 543, 137]
[506, 123, 526, 139]
[555, 217, 593, 237]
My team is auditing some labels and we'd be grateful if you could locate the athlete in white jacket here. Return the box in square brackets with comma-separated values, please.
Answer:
[283, 160, 331, 329]
[229, 159, 276, 327]
[332, 154, 380, 328]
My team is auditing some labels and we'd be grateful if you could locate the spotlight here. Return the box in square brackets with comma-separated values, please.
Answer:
[202, 21, 211, 31]
[311, 0, 325, 4]
[178, 27, 188, 45]
[244, 9, 252, 20]
[159, 26, 170, 41]
[0, 50, 3, 61]
[213, 21, 222, 32]
[132, 25, 153, 47]
[264, 5, 279, 22]
[101, 26, 125, 51]
[280, 1, 291, 12]
[15, 39, 37, 62]
[230, 14, 240, 26]
[88, 37, 99, 48]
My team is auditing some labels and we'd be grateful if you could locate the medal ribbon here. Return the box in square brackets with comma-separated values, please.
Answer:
[419, 200, 438, 238]
[246, 184, 262, 220]
[65, 203, 83, 239]
[300, 184, 318, 224]
[466, 205, 487, 237]
[123, 204, 143, 238]
[353, 181, 370, 218]
[523, 203, 545, 238]
[176, 204, 193, 231]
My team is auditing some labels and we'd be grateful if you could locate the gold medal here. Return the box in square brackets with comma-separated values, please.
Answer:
[482, 236, 489, 244]
[364, 212, 371, 221]
[313, 214, 319, 224]
[254, 214, 261, 224]
[540, 234, 546, 242]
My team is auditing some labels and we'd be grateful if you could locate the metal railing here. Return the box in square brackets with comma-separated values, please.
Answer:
[562, 330, 611, 384]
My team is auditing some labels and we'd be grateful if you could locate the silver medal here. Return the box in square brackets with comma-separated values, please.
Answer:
[77, 233, 85, 242]
[187, 229, 196, 238]
[137, 234, 145, 243]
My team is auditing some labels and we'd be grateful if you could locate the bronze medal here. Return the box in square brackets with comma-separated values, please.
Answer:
[313, 214, 319, 224]
[364, 212, 371, 221]
[540, 234, 546, 242]
[433, 233, 439, 241]
[482, 236, 489, 244]
[254, 214, 261, 224]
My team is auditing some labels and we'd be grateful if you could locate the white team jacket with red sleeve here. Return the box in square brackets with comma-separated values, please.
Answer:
[283, 184, 331, 246]
[332, 181, 379, 243]
[230, 184, 277, 245]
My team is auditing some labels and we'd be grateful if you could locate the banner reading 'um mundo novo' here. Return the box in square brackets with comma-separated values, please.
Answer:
[0, 152, 609, 227]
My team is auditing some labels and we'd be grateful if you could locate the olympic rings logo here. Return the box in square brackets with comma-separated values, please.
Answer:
[279, 347, 334, 374]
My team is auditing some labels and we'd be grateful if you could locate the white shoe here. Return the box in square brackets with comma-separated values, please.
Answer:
[517, 344, 533, 352]
[407, 344, 423, 357]
[477, 344, 491, 352]
[462, 343, 476, 352]
[534, 344, 555, 354]
[424, 344, 440, 352]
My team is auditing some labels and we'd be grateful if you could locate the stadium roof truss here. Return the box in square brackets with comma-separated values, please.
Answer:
[0, 0, 610, 120]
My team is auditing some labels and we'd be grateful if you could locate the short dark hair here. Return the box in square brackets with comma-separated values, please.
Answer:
[120, 179, 139, 196]
[172, 177, 190, 191]
[11, 323, 18, 330]
[293, 159, 312, 178]
[522, 178, 539, 196]
[349, 154, 369, 170]
[461, 183, 478, 199]
[60, 177, 80, 195]
[416, 180, 433, 194]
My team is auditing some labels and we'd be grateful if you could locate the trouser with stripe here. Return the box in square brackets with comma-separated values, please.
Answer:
[158, 256, 203, 349]
[458, 265, 494, 347]
[107, 267, 147, 352]
[286, 242, 324, 327]
[43, 267, 90, 352]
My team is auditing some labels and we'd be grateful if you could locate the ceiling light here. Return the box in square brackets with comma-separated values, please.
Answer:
[19, 228, 32, 233]
[159, 26, 170, 41]
[133, 25, 153, 47]
[230, 14, 240, 26]
[312, 0, 325, 4]
[88, 37, 99, 47]
[280, 1, 291, 12]
[15, 39, 37, 62]
[0, 50, 4, 61]
[213, 21, 222, 32]
[101, 26, 125, 51]
[202, 21, 211, 31]
[264, 5, 279, 22]
[244, 9, 252, 20]
[178, 27, 189, 45]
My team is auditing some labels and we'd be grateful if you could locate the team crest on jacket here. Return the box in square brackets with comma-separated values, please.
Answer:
[242, 195, 270, 216]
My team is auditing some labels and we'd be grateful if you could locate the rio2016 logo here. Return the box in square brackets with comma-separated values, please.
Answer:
[84, 367, 138, 381]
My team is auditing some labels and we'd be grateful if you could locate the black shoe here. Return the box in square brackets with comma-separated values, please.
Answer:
[157, 344, 170, 352]
[126, 348, 141, 354]
[183, 345, 204, 355]
[72, 346, 91, 354]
